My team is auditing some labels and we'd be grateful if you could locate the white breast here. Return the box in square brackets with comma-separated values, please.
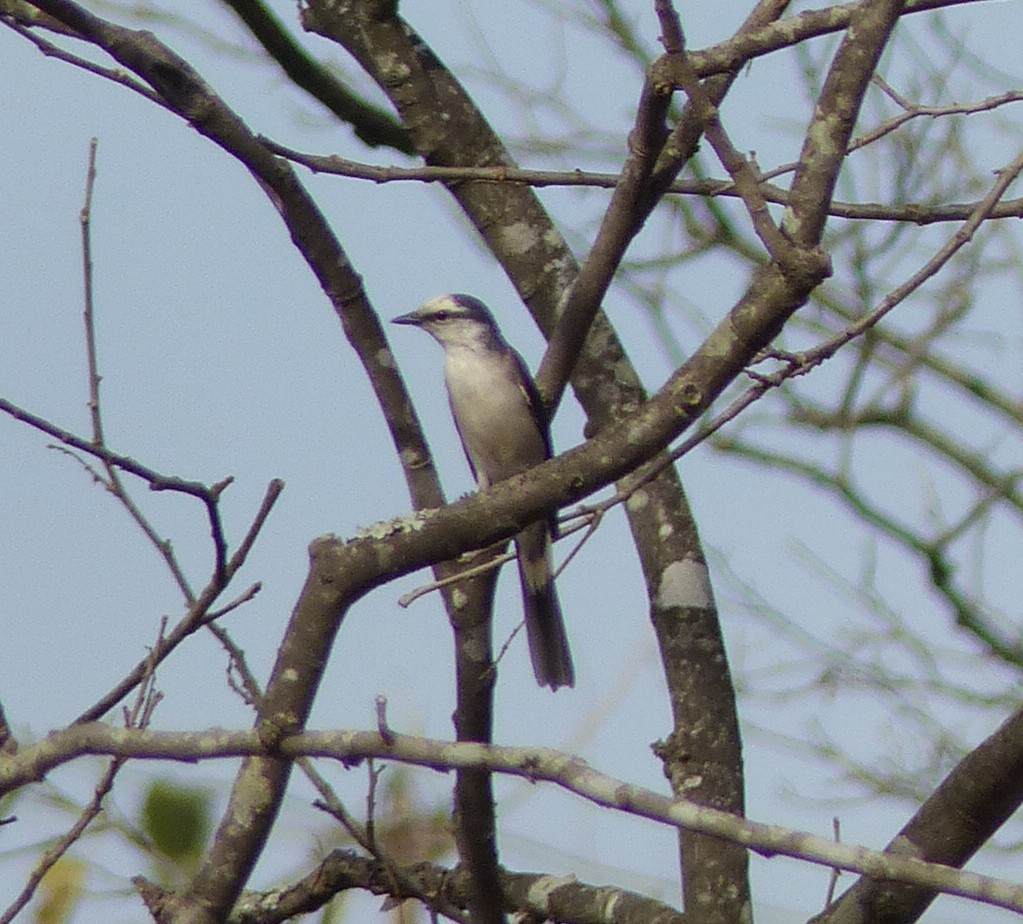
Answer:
[444, 345, 547, 487]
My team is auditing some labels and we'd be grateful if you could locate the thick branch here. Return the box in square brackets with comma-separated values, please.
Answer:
[816, 704, 1023, 924]
[783, 0, 909, 245]
[231, 849, 684, 924]
[217, 0, 413, 152]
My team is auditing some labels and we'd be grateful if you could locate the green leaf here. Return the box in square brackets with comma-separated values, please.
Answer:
[140, 780, 211, 863]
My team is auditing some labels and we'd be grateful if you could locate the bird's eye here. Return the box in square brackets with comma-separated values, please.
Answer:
[432, 311, 450, 321]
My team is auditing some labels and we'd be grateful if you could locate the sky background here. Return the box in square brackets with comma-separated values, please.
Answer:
[3, 1, 1023, 921]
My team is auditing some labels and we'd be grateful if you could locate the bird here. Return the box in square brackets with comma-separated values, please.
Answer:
[392, 294, 574, 690]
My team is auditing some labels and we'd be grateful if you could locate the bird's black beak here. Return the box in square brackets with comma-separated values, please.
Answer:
[391, 312, 422, 326]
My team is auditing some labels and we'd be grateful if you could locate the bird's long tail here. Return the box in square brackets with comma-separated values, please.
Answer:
[516, 522, 574, 690]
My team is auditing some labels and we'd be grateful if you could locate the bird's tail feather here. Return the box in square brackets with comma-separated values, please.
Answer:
[516, 524, 574, 690]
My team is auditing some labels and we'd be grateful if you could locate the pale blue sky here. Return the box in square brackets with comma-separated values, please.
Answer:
[3, 2, 1023, 921]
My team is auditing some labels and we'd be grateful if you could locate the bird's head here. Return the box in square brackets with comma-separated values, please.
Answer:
[392, 294, 503, 350]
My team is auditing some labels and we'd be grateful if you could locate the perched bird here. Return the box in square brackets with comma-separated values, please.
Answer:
[393, 294, 574, 690]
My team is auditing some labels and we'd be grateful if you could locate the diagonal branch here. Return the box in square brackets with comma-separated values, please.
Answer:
[216, 0, 413, 153]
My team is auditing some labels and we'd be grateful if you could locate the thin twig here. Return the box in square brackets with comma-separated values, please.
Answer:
[824, 817, 842, 907]
[199, 582, 262, 626]
[1, 14, 169, 109]
[0, 396, 223, 499]
[312, 789, 469, 924]
[81, 138, 102, 441]
[207, 622, 262, 708]
[664, 36, 796, 264]
[0, 619, 164, 924]
[795, 147, 1023, 372]
[74, 480, 281, 724]
[397, 514, 593, 607]
[567, 146, 1023, 526]
[76, 142, 198, 599]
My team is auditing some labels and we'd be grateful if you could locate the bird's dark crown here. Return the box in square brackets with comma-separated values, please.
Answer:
[419, 294, 496, 326]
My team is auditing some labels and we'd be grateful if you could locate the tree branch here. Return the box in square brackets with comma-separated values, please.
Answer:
[6, 723, 1023, 916]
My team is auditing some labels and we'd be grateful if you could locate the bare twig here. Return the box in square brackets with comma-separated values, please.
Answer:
[824, 817, 842, 907]
[312, 783, 468, 924]
[0, 396, 229, 504]
[662, 28, 797, 265]
[1, 13, 168, 108]
[853, 80, 1023, 152]
[262, 135, 1023, 224]
[396, 512, 596, 608]
[76, 141, 200, 597]
[207, 623, 262, 708]
[0, 621, 163, 924]
[74, 479, 282, 724]
[794, 147, 1023, 371]
[583, 147, 1023, 526]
